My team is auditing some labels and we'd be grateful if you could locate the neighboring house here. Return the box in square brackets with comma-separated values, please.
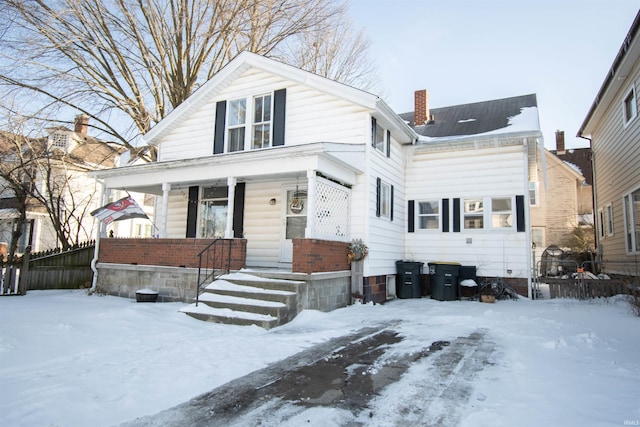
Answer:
[578, 10, 640, 274]
[0, 115, 123, 253]
[530, 130, 593, 258]
[90, 51, 544, 310]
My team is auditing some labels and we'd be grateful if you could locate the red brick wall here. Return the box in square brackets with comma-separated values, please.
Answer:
[364, 275, 387, 304]
[99, 238, 246, 269]
[292, 239, 350, 274]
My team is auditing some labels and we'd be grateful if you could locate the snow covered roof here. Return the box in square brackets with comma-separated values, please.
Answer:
[400, 94, 539, 139]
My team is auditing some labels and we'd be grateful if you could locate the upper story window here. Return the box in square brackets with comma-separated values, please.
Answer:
[623, 86, 637, 125]
[226, 94, 274, 152]
[227, 99, 246, 152]
[371, 118, 385, 154]
[529, 182, 538, 206]
[376, 177, 393, 221]
[252, 94, 272, 149]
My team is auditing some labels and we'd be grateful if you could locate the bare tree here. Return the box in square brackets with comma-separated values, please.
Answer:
[0, 0, 375, 160]
[0, 110, 120, 253]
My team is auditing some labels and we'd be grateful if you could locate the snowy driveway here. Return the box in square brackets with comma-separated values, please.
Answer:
[121, 324, 495, 426]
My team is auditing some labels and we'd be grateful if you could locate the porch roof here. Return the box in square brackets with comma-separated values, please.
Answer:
[89, 142, 364, 194]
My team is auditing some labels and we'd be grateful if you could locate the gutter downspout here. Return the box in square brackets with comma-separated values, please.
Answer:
[90, 181, 106, 293]
[578, 134, 597, 257]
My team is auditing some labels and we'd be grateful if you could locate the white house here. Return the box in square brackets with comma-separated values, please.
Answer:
[90, 52, 544, 323]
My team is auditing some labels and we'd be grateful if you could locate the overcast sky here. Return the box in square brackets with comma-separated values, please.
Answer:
[348, 1, 639, 149]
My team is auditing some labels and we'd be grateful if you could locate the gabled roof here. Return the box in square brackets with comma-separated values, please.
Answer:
[400, 94, 539, 139]
[143, 51, 416, 144]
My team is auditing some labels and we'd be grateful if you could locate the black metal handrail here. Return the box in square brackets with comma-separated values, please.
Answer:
[195, 239, 233, 306]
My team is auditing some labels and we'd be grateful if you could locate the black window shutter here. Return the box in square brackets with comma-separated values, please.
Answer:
[453, 198, 461, 232]
[442, 198, 450, 232]
[214, 101, 226, 154]
[376, 177, 381, 217]
[371, 118, 376, 147]
[386, 130, 391, 157]
[390, 185, 394, 221]
[516, 195, 526, 232]
[233, 183, 246, 238]
[408, 200, 415, 232]
[186, 186, 199, 238]
[273, 89, 286, 146]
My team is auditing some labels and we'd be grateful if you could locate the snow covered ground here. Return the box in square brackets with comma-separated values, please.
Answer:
[1, 289, 639, 426]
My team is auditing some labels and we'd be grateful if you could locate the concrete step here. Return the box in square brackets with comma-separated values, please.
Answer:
[196, 292, 289, 318]
[179, 304, 279, 329]
[182, 272, 302, 328]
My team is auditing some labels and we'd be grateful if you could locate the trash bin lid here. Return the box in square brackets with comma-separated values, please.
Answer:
[428, 261, 461, 266]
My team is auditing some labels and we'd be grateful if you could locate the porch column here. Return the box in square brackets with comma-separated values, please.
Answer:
[161, 182, 171, 238]
[225, 177, 236, 238]
[99, 188, 111, 238]
[305, 170, 317, 238]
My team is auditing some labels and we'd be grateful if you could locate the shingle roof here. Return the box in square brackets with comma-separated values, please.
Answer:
[553, 148, 593, 185]
[400, 93, 538, 138]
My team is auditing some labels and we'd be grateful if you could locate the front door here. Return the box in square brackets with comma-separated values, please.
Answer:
[280, 186, 307, 263]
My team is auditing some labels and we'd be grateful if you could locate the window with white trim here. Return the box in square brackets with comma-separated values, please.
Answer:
[418, 200, 439, 230]
[464, 198, 484, 229]
[379, 181, 392, 219]
[227, 98, 246, 152]
[371, 118, 385, 153]
[623, 189, 640, 253]
[598, 208, 605, 239]
[252, 94, 272, 149]
[606, 203, 614, 236]
[623, 86, 637, 125]
[491, 197, 513, 229]
[529, 182, 538, 206]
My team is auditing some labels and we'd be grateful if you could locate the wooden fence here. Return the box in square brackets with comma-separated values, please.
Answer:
[0, 241, 95, 295]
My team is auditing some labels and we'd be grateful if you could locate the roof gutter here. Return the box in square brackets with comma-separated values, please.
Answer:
[578, 11, 640, 138]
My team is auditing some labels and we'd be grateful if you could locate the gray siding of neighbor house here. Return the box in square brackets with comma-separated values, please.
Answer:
[592, 61, 640, 260]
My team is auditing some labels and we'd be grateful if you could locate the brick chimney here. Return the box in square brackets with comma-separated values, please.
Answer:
[555, 130, 565, 153]
[414, 89, 429, 126]
[74, 114, 89, 134]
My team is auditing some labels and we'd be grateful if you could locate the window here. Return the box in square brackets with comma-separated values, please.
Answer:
[606, 203, 614, 236]
[598, 208, 605, 239]
[198, 186, 228, 238]
[371, 118, 385, 153]
[380, 181, 391, 219]
[418, 200, 439, 229]
[623, 87, 637, 124]
[491, 197, 513, 228]
[227, 99, 246, 152]
[623, 189, 640, 252]
[252, 94, 272, 149]
[50, 133, 69, 149]
[376, 178, 393, 220]
[529, 182, 538, 206]
[464, 198, 483, 229]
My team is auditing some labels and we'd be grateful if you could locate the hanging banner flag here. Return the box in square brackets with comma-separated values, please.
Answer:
[91, 196, 149, 225]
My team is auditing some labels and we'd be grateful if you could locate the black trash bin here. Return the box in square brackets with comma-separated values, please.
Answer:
[429, 262, 461, 301]
[395, 260, 424, 299]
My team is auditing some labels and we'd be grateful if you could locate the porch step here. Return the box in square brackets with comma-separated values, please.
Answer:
[180, 272, 302, 329]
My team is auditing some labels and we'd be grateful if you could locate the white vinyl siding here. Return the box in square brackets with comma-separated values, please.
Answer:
[404, 143, 529, 278]
[157, 68, 369, 162]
